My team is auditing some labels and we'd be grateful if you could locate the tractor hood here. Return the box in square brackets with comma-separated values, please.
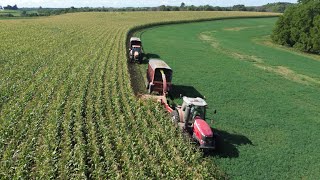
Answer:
[194, 119, 213, 137]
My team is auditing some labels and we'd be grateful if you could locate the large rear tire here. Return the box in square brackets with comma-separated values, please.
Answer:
[171, 110, 179, 124]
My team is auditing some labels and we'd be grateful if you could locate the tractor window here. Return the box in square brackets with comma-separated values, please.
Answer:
[191, 106, 205, 119]
[132, 47, 141, 52]
[154, 69, 172, 82]
[131, 41, 141, 47]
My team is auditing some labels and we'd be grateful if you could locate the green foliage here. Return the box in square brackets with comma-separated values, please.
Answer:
[0, 11, 276, 179]
[272, 0, 320, 54]
[139, 17, 320, 179]
[259, 2, 294, 13]
[232, 5, 247, 11]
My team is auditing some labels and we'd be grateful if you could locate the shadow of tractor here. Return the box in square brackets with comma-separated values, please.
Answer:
[205, 129, 253, 158]
[169, 85, 204, 99]
[140, 53, 161, 64]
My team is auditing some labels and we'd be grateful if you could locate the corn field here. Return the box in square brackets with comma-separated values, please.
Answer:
[0, 11, 277, 179]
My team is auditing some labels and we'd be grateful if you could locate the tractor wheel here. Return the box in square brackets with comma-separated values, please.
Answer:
[148, 84, 153, 94]
[171, 110, 179, 124]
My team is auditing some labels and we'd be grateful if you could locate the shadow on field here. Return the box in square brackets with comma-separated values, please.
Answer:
[145, 53, 161, 59]
[206, 129, 253, 158]
[138, 53, 161, 64]
[169, 85, 204, 99]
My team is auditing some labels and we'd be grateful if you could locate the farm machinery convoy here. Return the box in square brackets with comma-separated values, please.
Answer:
[129, 37, 217, 150]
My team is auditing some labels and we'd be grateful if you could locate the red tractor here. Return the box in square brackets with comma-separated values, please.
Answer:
[170, 97, 216, 150]
[146, 59, 172, 95]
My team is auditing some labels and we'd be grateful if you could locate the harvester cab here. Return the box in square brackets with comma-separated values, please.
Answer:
[172, 97, 216, 150]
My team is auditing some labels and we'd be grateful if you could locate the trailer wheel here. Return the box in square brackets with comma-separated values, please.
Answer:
[171, 110, 179, 124]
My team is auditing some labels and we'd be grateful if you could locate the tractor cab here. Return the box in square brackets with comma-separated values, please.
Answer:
[129, 37, 142, 50]
[181, 97, 207, 127]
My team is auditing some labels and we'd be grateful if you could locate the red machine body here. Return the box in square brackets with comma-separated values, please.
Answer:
[146, 59, 172, 95]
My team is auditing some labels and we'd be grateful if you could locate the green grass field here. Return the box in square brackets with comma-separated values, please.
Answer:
[138, 17, 320, 179]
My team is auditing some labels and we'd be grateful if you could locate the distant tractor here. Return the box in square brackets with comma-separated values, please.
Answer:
[171, 97, 216, 150]
[146, 59, 172, 95]
[129, 37, 143, 63]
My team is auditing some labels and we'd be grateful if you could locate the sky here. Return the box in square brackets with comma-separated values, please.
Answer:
[0, 0, 298, 8]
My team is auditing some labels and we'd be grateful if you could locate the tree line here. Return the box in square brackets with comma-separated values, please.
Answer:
[0, 4, 18, 10]
[272, 0, 320, 54]
[0, 2, 294, 18]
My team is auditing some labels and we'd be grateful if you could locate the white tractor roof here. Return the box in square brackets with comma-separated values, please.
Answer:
[130, 37, 141, 42]
[183, 97, 207, 107]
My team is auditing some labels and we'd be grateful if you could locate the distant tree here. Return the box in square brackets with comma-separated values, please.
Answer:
[158, 5, 170, 11]
[203, 5, 214, 11]
[20, 10, 27, 16]
[180, 2, 185, 8]
[272, 0, 320, 54]
[187, 5, 196, 11]
[232, 4, 246, 11]
[12, 4, 18, 10]
[4, 5, 12, 10]
[172, 6, 180, 11]
[4, 4, 18, 10]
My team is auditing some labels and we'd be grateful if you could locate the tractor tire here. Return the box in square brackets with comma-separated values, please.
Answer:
[148, 84, 153, 94]
[171, 110, 179, 124]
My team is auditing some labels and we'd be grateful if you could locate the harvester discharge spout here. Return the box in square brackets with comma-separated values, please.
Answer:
[160, 69, 167, 96]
